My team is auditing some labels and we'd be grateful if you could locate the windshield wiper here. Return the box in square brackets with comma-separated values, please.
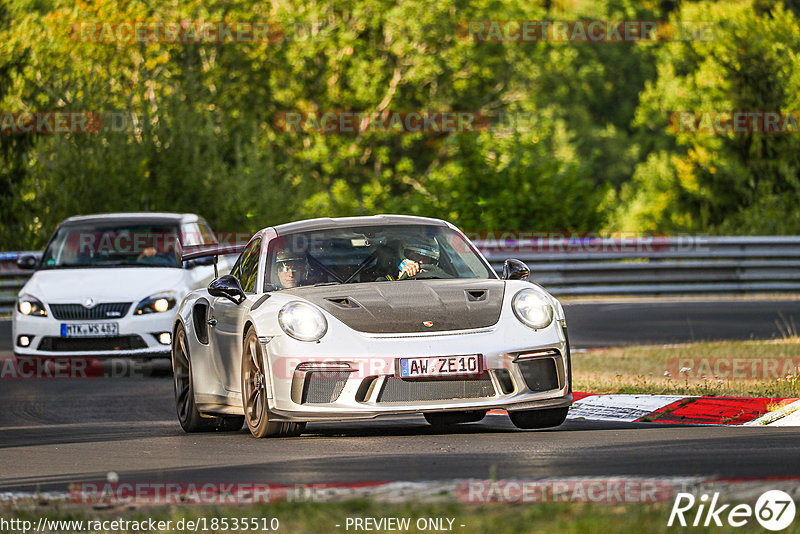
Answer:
[312, 281, 341, 287]
[39, 264, 91, 270]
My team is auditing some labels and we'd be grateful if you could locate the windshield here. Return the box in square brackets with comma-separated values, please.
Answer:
[40, 222, 182, 269]
[265, 224, 495, 290]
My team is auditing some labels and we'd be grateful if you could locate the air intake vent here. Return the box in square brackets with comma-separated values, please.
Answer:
[377, 375, 495, 403]
[301, 371, 350, 404]
[495, 369, 515, 394]
[192, 301, 210, 345]
[38, 335, 146, 352]
[465, 290, 487, 302]
[325, 297, 360, 308]
[516, 358, 560, 392]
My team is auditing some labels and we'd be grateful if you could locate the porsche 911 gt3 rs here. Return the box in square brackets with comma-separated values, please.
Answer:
[172, 215, 572, 437]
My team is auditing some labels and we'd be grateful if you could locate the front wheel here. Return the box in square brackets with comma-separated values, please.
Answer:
[172, 324, 244, 432]
[241, 326, 305, 438]
[508, 407, 568, 430]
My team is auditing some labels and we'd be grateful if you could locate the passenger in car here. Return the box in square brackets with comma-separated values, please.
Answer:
[275, 251, 309, 289]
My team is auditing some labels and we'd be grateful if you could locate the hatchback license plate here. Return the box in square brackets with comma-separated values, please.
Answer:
[399, 355, 482, 378]
[61, 322, 119, 338]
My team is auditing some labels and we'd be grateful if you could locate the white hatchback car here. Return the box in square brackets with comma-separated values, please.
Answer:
[13, 212, 227, 359]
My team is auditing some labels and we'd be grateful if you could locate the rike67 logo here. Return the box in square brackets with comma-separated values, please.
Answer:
[669, 490, 796, 530]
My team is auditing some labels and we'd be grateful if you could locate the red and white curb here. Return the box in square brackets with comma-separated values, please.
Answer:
[490, 393, 800, 426]
[745, 399, 800, 426]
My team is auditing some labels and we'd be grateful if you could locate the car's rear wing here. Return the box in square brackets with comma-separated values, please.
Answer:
[180, 243, 247, 278]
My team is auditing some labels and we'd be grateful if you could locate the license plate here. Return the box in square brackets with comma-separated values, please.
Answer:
[398, 355, 482, 378]
[61, 322, 119, 338]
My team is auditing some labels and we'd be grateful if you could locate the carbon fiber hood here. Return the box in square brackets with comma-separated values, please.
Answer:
[282, 279, 506, 333]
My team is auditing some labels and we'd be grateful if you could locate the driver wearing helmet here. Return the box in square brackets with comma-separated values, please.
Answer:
[275, 250, 309, 289]
[388, 238, 444, 280]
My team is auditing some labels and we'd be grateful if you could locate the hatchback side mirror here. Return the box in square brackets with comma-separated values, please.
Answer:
[17, 254, 38, 270]
[503, 259, 530, 281]
[208, 274, 246, 305]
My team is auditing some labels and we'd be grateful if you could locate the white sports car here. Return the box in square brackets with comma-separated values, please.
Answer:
[172, 215, 572, 437]
[13, 212, 225, 359]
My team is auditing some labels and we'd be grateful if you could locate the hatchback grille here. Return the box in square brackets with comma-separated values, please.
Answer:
[37, 335, 147, 352]
[49, 302, 131, 320]
[377, 375, 495, 403]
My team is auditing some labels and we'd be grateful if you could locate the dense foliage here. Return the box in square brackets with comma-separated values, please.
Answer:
[0, 0, 798, 247]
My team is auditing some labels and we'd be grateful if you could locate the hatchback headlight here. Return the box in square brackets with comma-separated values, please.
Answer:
[17, 295, 47, 317]
[278, 301, 327, 342]
[135, 292, 176, 315]
[512, 289, 554, 330]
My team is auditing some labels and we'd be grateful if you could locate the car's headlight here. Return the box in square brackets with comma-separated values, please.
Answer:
[17, 295, 47, 317]
[134, 292, 177, 315]
[512, 288, 554, 330]
[278, 301, 327, 342]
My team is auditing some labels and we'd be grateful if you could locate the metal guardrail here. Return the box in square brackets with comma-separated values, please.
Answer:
[2, 237, 800, 308]
[477, 235, 800, 295]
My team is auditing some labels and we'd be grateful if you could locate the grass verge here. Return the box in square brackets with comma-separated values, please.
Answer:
[573, 337, 800, 397]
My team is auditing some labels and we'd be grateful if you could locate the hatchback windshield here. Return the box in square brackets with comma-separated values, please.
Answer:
[40, 222, 182, 269]
[266, 224, 495, 290]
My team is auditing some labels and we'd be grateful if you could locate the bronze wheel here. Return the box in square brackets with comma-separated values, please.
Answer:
[241, 326, 305, 438]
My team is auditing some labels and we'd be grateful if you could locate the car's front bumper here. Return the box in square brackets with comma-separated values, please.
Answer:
[12, 310, 174, 359]
[196, 319, 572, 422]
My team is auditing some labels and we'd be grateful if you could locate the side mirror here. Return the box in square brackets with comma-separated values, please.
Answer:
[208, 274, 246, 305]
[503, 259, 530, 281]
[17, 254, 38, 270]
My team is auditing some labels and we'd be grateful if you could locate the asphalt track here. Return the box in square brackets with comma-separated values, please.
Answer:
[1, 299, 799, 494]
[1, 377, 799, 493]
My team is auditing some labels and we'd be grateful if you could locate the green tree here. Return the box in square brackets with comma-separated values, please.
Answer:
[613, 1, 800, 233]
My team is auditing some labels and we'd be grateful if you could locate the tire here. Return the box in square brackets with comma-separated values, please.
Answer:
[172, 324, 244, 432]
[241, 326, 305, 438]
[424, 410, 487, 426]
[508, 407, 569, 430]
